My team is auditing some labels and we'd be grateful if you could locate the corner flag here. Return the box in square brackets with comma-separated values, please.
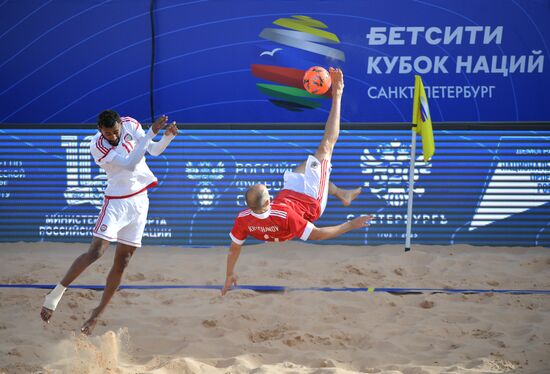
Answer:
[412, 75, 435, 162]
[405, 75, 435, 252]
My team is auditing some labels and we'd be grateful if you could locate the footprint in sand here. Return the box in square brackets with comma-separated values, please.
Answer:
[202, 319, 217, 328]
[240, 314, 256, 321]
[393, 267, 405, 276]
[275, 270, 307, 279]
[321, 278, 345, 285]
[8, 348, 21, 357]
[127, 272, 146, 281]
[495, 340, 507, 348]
[1, 276, 38, 284]
[308, 333, 338, 347]
[369, 269, 386, 280]
[344, 265, 367, 276]
[419, 300, 435, 309]
[118, 291, 139, 299]
[67, 301, 79, 309]
[249, 325, 288, 343]
[76, 291, 95, 300]
[229, 291, 259, 300]
[471, 329, 502, 339]
[150, 274, 165, 282]
[284, 333, 348, 348]
[283, 335, 305, 347]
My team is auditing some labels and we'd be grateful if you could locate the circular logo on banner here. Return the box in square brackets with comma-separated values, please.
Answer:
[252, 15, 345, 111]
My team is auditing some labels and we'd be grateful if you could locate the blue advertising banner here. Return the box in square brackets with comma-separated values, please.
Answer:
[0, 128, 549, 247]
[0, 1, 549, 123]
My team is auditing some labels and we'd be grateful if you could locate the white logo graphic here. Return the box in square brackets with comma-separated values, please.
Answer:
[360, 141, 431, 206]
[185, 161, 225, 210]
[469, 137, 550, 231]
[260, 47, 282, 57]
[61, 135, 106, 209]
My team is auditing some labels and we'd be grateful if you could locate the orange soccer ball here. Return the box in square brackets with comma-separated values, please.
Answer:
[303, 66, 331, 95]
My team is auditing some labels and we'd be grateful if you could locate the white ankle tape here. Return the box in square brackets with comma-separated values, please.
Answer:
[43, 284, 67, 311]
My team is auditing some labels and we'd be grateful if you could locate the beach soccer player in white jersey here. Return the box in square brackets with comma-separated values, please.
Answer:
[40, 110, 178, 334]
[222, 68, 373, 295]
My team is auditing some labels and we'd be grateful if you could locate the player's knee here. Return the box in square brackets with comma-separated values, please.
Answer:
[87, 244, 106, 262]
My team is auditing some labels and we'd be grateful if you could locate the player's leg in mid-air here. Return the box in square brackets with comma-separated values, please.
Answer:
[80, 242, 137, 335]
[40, 236, 110, 323]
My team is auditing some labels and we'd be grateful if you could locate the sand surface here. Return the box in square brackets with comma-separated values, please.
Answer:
[0, 242, 549, 373]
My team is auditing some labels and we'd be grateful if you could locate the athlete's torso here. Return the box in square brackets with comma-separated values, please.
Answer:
[90, 117, 157, 197]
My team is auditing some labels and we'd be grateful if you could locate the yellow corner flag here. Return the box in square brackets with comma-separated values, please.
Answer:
[412, 75, 435, 162]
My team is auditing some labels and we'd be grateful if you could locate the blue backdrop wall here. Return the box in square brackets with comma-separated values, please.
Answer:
[1, 129, 549, 247]
[0, 1, 549, 247]
[1, 0, 549, 124]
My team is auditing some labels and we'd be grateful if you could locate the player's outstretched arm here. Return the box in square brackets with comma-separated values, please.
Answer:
[100, 115, 172, 171]
[221, 241, 242, 296]
[148, 117, 178, 156]
[308, 215, 373, 241]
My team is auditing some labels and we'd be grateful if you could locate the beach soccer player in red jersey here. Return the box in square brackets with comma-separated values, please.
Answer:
[222, 68, 373, 295]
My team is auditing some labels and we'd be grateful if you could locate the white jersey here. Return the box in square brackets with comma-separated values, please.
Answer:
[90, 116, 157, 198]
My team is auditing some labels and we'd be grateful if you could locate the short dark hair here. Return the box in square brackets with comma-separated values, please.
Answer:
[97, 110, 121, 128]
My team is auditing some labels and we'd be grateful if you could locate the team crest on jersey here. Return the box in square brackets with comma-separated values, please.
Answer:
[100, 224, 108, 231]
[311, 161, 319, 169]
[124, 134, 133, 142]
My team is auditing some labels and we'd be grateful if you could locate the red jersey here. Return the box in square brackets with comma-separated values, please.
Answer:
[229, 189, 321, 244]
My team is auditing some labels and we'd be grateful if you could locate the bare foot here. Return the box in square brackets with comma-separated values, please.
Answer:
[337, 187, 362, 206]
[40, 306, 53, 323]
[81, 316, 98, 335]
[81, 308, 101, 335]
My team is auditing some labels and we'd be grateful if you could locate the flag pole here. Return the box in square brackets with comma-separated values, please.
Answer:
[405, 128, 417, 252]
[406, 75, 434, 252]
